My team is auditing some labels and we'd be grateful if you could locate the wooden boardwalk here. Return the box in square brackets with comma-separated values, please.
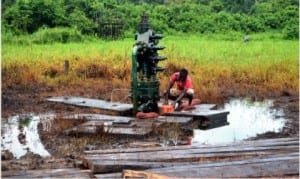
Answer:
[47, 97, 229, 132]
[47, 96, 133, 114]
[49, 97, 229, 136]
[84, 137, 299, 178]
[2, 138, 298, 178]
[63, 114, 194, 136]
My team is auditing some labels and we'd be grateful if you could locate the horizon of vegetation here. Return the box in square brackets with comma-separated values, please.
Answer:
[2, 0, 298, 103]
[2, 0, 299, 44]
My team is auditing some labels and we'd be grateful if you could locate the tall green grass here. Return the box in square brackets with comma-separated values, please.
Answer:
[2, 34, 299, 102]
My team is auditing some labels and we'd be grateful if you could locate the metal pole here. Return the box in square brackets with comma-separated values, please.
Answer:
[132, 46, 138, 114]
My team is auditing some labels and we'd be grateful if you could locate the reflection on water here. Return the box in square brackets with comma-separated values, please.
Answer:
[1, 99, 287, 157]
[1, 114, 54, 159]
[193, 98, 286, 145]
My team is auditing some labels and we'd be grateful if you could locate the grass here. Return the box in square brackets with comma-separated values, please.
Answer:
[2, 34, 299, 103]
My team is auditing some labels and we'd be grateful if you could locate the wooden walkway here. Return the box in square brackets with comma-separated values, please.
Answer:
[47, 96, 133, 114]
[63, 114, 194, 136]
[47, 97, 229, 131]
[2, 138, 298, 178]
[48, 97, 229, 136]
[84, 137, 299, 178]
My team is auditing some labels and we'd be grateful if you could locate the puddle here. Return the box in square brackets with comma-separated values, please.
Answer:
[192, 98, 286, 145]
[1, 98, 287, 158]
[1, 114, 54, 159]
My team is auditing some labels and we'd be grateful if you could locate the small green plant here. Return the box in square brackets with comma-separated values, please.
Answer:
[19, 116, 32, 127]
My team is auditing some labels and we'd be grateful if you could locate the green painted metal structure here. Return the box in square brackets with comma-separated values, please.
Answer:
[131, 13, 166, 114]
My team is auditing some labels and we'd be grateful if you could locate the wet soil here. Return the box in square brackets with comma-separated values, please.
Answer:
[1, 83, 299, 171]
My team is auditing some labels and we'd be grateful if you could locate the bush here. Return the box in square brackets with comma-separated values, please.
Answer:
[282, 19, 299, 40]
[31, 27, 84, 44]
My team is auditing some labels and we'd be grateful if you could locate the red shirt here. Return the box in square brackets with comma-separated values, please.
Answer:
[170, 72, 193, 90]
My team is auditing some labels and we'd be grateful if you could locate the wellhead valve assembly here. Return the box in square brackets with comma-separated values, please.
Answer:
[131, 12, 166, 114]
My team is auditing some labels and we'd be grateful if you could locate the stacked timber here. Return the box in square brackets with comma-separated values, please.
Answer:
[82, 137, 299, 178]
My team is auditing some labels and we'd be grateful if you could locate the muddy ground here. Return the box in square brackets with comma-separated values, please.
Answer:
[1, 83, 299, 171]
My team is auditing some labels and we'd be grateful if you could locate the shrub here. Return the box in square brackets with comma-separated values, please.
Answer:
[31, 27, 84, 44]
[282, 19, 299, 40]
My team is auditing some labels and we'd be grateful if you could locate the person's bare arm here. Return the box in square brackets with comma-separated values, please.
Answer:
[164, 80, 175, 95]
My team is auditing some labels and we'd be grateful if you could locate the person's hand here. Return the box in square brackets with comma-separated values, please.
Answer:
[163, 90, 169, 96]
[171, 101, 176, 106]
[173, 101, 181, 111]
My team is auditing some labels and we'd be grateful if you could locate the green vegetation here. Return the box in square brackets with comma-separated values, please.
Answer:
[2, 35, 298, 102]
[1, 0, 299, 103]
[2, 0, 299, 41]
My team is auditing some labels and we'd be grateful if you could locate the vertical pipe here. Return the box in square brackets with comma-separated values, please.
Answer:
[132, 46, 138, 114]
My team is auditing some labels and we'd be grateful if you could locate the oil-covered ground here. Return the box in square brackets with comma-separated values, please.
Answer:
[1, 83, 299, 171]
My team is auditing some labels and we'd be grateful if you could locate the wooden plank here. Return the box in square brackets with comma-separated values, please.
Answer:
[165, 110, 229, 127]
[193, 104, 217, 111]
[146, 154, 299, 178]
[83, 138, 299, 176]
[89, 160, 164, 173]
[2, 168, 91, 178]
[104, 126, 152, 135]
[47, 96, 132, 112]
[125, 159, 298, 178]
[80, 120, 134, 127]
[162, 160, 299, 178]
[64, 117, 158, 136]
[198, 118, 229, 130]
[62, 114, 133, 123]
[157, 103, 217, 111]
[84, 148, 297, 173]
[156, 116, 193, 124]
[166, 110, 229, 118]
[146, 152, 298, 171]
[87, 151, 298, 174]
[122, 169, 170, 179]
[84, 144, 298, 161]
[94, 172, 122, 179]
[84, 137, 299, 155]
[128, 141, 161, 148]
[65, 125, 152, 136]
[89, 158, 260, 174]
